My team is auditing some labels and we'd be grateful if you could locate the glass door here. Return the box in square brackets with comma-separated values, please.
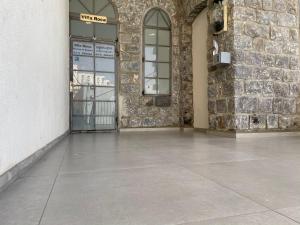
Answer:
[71, 40, 116, 131]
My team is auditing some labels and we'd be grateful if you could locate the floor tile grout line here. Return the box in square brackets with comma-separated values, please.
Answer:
[180, 165, 300, 225]
[37, 147, 68, 225]
[173, 210, 271, 225]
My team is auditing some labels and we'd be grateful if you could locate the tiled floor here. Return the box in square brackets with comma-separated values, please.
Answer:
[1, 131, 300, 225]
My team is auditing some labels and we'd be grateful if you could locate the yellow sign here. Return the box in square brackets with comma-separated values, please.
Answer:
[80, 13, 108, 24]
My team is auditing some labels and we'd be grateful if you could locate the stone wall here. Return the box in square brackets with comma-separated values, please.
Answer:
[185, 0, 300, 132]
[231, 0, 300, 131]
[112, 0, 185, 128]
[112, 0, 300, 131]
[206, 1, 236, 131]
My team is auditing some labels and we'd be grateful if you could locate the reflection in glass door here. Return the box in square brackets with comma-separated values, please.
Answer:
[71, 41, 116, 131]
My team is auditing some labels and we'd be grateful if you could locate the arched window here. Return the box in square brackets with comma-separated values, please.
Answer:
[143, 8, 171, 95]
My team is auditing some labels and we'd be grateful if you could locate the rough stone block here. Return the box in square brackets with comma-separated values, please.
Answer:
[270, 68, 283, 81]
[259, 98, 273, 113]
[234, 35, 253, 49]
[262, 0, 273, 10]
[262, 54, 275, 67]
[253, 38, 265, 52]
[275, 55, 289, 69]
[244, 22, 269, 38]
[270, 26, 290, 41]
[228, 98, 235, 113]
[246, 52, 263, 66]
[289, 28, 299, 42]
[235, 115, 249, 130]
[274, 82, 290, 97]
[236, 97, 258, 113]
[253, 67, 270, 80]
[273, 98, 284, 113]
[208, 101, 216, 114]
[290, 56, 300, 70]
[279, 115, 295, 129]
[286, 1, 297, 15]
[273, 0, 287, 12]
[233, 7, 256, 21]
[216, 116, 227, 129]
[283, 42, 299, 55]
[290, 83, 300, 96]
[245, 0, 262, 9]
[282, 99, 297, 114]
[263, 81, 274, 96]
[208, 85, 217, 98]
[216, 99, 227, 113]
[120, 61, 140, 73]
[265, 41, 282, 54]
[250, 115, 267, 129]
[256, 10, 277, 25]
[267, 115, 279, 129]
[209, 115, 217, 129]
[245, 81, 264, 95]
[233, 65, 252, 80]
[278, 13, 297, 27]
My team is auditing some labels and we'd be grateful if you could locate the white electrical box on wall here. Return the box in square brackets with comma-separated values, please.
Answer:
[213, 52, 231, 67]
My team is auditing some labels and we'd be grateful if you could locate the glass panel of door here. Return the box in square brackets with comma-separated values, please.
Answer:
[71, 40, 116, 131]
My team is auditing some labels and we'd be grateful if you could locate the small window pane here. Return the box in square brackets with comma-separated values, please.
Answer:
[145, 79, 157, 95]
[70, 0, 89, 14]
[161, 12, 171, 27]
[158, 12, 169, 28]
[95, 87, 115, 101]
[95, 102, 115, 116]
[95, 116, 115, 130]
[158, 30, 170, 46]
[95, 73, 115, 86]
[72, 101, 94, 115]
[73, 71, 94, 85]
[73, 42, 94, 56]
[158, 47, 170, 62]
[95, 24, 117, 40]
[99, 5, 116, 18]
[145, 29, 157, 45]
[71, 20, 93, 37]
[72, 116, 95, 131]
[158, 79, 170, 94]
[81, 0, 93, 13]
[73, 86, 94, 101]
[145, 11, 158, 26]
[96, 58, 115, 72]
[73, 56, 94, 71]
[158, 63, 169, 78]
[95, 0, 109, 14]
[145, 62, 157, 78]
[145, 46, 157, 61]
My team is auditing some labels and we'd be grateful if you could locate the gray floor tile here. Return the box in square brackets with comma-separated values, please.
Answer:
[60, 150, 169, 174]
[180, 211, 299, 225]
[0, 177, 53, 225]
[277, 207, 300, 223]
[40, 168, 265, 225]
[185, 159, 300, 209]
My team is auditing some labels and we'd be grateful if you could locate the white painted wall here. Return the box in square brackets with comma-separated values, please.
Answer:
[0, 0, 69, 175]
[192, 9, 209, 129]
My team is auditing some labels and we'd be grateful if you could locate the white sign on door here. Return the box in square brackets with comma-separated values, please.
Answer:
[73, 42, 94, 56]
[95, 44, 115, 58]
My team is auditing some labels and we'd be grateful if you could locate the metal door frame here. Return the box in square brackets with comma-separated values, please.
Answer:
[70, 37, 118, 133]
